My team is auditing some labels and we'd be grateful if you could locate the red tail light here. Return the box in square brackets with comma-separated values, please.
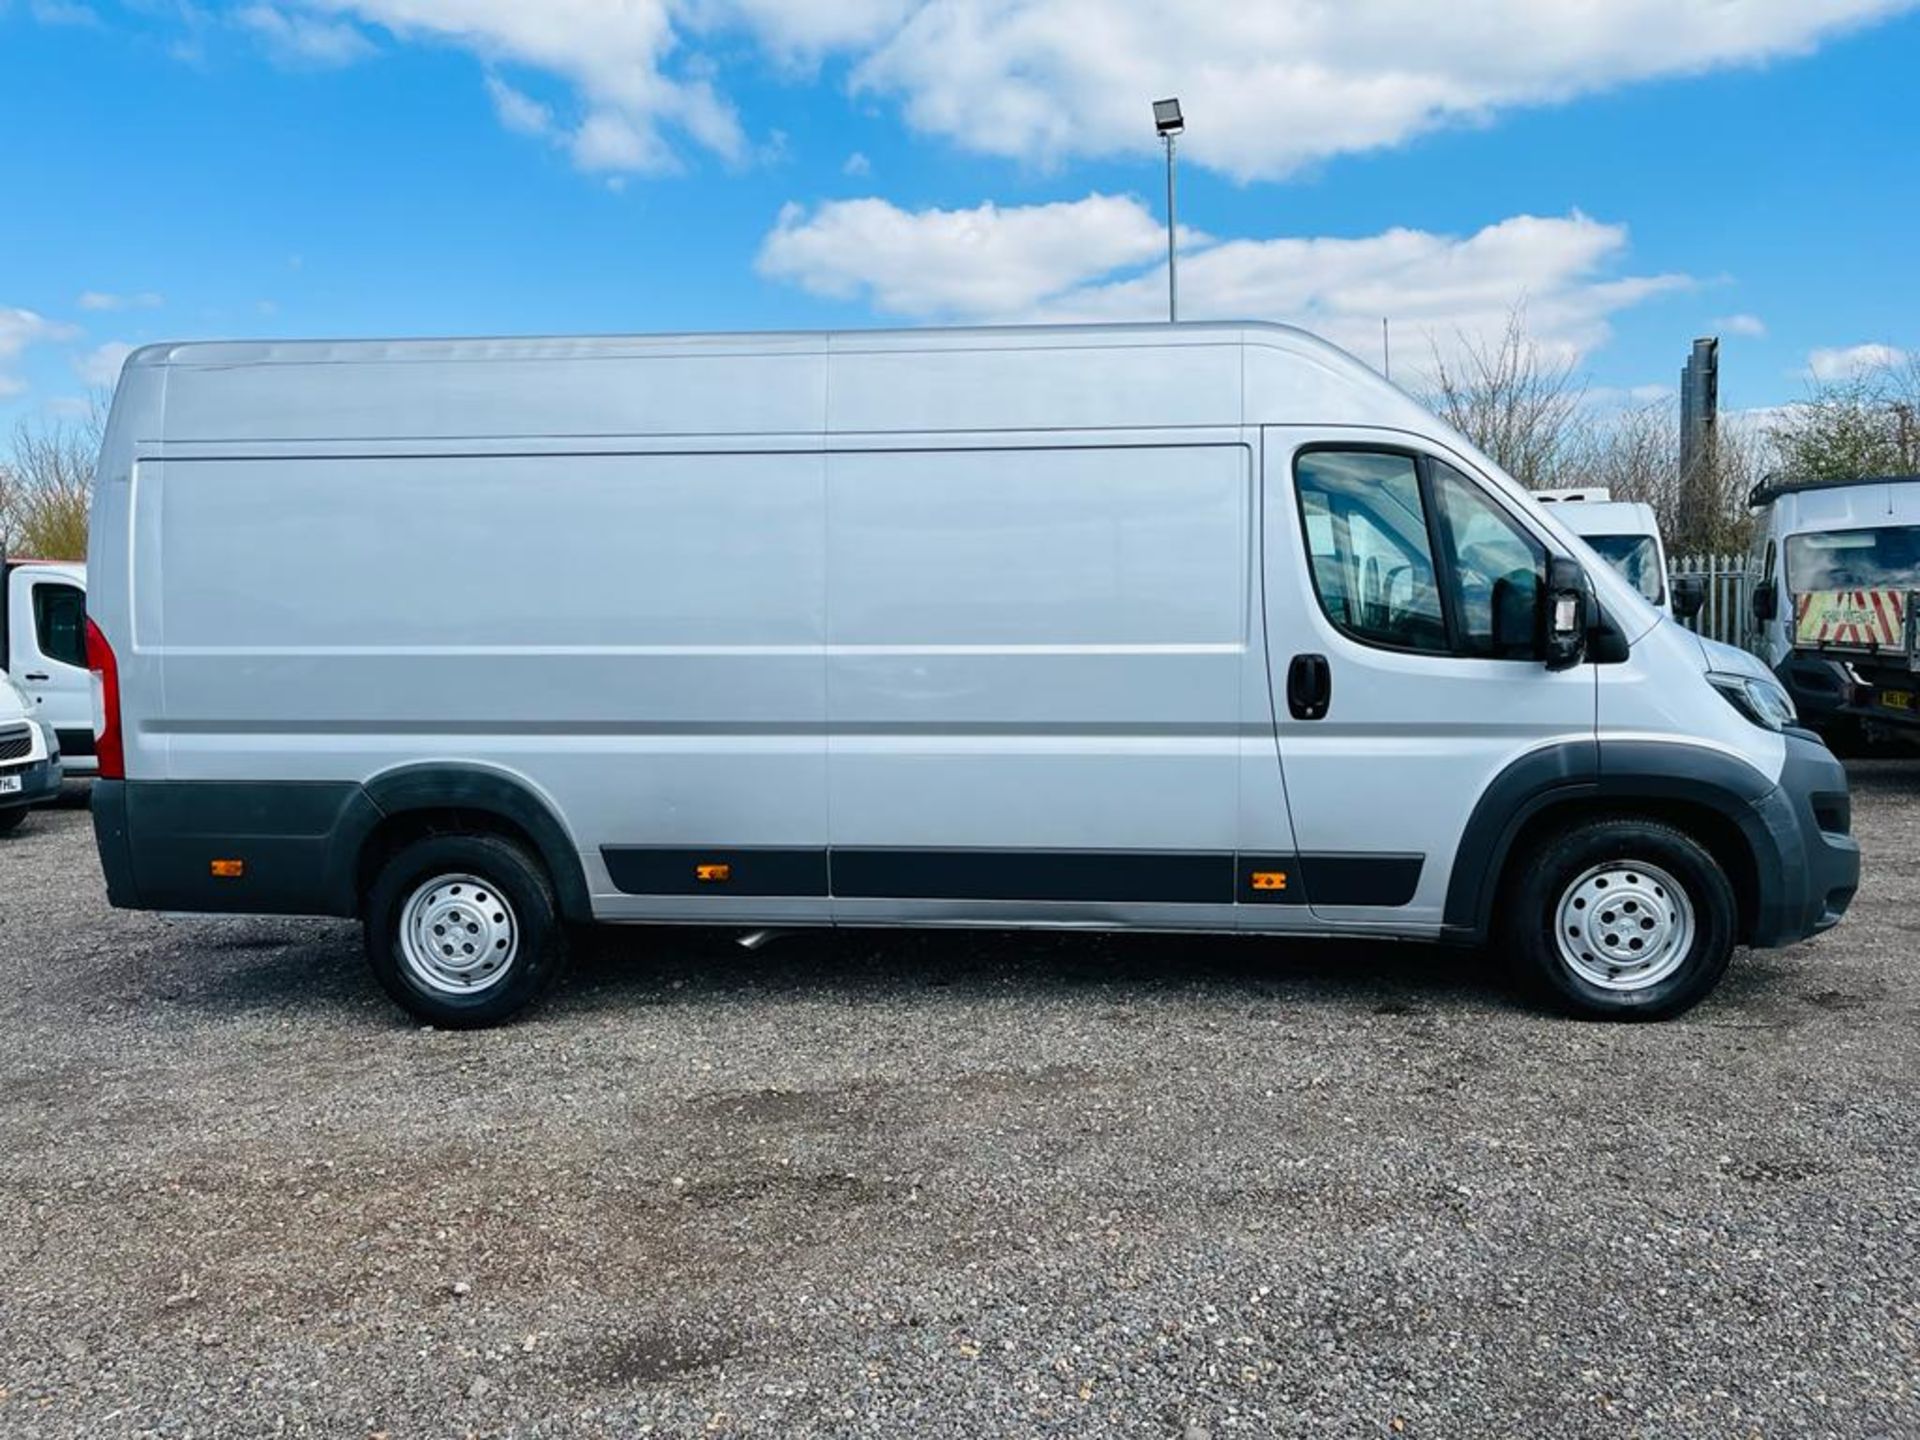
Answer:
[85, 617, 125, 780]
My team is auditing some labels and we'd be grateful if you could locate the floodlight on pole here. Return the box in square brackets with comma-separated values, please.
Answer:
[1153, 98, 1183, 323]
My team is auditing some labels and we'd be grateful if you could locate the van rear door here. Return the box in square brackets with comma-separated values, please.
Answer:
[1261, 430, 1597, 929]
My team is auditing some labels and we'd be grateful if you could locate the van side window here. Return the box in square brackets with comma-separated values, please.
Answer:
[1430, 462, 1545, 659]
[32, 581, 86, 669]
[1295, 451, 1448, 653]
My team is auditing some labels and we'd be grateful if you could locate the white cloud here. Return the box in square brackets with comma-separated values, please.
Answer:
[42, 393, 100, 420]
[0, 309, 74, 358]
[307, 0, 745, 173]
[758, 193, 1173, 317]
[484, 74, 555, 138]
[1713, 313, 1767, 338]
[759, 197, 1687, 378]
[842, 150, 872, 177]
[0, 307, 81, 398]
[1806, 343, 1908, 381]
[77, 290, 164, 312]
[691, 0, 909, 57]
[848, 1, 1917, 180]
[75, 340, 135, 389]
[246, 0, 1914, 179]
[237, 3, 375, 66]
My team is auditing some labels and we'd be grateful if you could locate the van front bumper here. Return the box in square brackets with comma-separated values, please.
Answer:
[1746, 728, 1859, 948]
[0, 753, 65, 810]
[1780, 653, 1920, 734]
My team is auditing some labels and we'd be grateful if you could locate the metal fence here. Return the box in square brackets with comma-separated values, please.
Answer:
[1668, 552, 1750, 647]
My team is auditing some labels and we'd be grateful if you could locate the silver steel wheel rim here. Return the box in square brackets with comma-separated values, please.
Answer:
[397, 873, 519, 996]
[1554, 860, 1695, 992]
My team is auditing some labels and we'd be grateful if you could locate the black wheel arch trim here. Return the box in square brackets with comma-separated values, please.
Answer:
[1443, 739, 1787, 944]
[346, 763, 593, 923]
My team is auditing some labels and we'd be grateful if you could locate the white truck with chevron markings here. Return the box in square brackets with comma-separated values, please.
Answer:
[1748, 474, 1920, 746]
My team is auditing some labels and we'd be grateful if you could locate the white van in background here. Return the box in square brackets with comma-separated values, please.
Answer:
[86, 323, 1858, 1028]
[1532, 490, 1703, 620]
[1747, 474, 1920, 745]
[1534, 489, 1780, 687]
[1, 554, 93, 776]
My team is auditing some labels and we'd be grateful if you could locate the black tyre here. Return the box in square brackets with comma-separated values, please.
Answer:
[363, 832, 570, 1028]
[1505, 817, 1737, 1021]
[0, 807, 26, 835]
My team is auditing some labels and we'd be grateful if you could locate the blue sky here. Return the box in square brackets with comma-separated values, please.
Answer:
[2, 0, 1917, 428]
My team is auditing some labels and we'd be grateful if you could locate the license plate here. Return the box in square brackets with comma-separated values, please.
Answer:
[0, 775, 19, 795]
[1881, 690, 1914, 711]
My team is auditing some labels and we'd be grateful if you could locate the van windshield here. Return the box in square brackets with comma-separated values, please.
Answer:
[1581, 533, 1664, 605]
[1785, 526, 1920, 592]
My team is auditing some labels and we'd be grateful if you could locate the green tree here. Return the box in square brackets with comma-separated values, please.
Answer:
[1767, 361, 1920, 482]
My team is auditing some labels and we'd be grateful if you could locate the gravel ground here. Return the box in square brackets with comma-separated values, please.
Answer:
[1, 769, 1916, 1439]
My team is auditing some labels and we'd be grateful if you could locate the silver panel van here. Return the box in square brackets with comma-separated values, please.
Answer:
[85, 323, 1858, 1026]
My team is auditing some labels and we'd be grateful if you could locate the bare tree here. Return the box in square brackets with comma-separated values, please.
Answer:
[1573, 400, 1760, 553]
[1, 397, 105, 561]
[1427, 307, 1590, 491]
[1578, 399, 1679, 521]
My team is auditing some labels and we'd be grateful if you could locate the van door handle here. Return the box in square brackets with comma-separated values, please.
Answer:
[23, 673, 49, 682]
[1287, 653, 1331, 721]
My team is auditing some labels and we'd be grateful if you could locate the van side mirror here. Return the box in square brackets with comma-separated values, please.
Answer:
[1671, 574, 1707, 622]
[1752, 584, 1779, 622]
[1543, 555, 1590, 671]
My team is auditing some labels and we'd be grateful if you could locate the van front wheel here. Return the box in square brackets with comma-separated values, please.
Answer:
[364, 832, 570, 1028]
[1507, 818, 1736, 1020]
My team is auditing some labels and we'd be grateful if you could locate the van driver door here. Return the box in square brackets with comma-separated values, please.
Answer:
[1261, 429, 1598, 931]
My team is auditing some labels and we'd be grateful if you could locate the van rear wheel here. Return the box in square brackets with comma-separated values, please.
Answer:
[1506, 818, 1736, 1021]
[364, 832, 570, 1028]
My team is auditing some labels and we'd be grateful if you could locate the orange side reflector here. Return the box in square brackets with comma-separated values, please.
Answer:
[695, 863, 732, 883]
[210, 859, 245, 879]
[1250, 871, 1288, 891]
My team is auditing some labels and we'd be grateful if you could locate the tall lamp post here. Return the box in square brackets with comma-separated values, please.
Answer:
[1152, 98, 1183, 323]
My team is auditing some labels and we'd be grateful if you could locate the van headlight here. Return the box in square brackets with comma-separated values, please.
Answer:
[1708, 672, 1797, 732]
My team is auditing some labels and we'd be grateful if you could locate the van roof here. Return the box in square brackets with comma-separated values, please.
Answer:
[116, 320, 1454, 445]
[124, 320, 1351, 368]
[1749, 473, 1920, 508]
[1539, 499, 1659, 539]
